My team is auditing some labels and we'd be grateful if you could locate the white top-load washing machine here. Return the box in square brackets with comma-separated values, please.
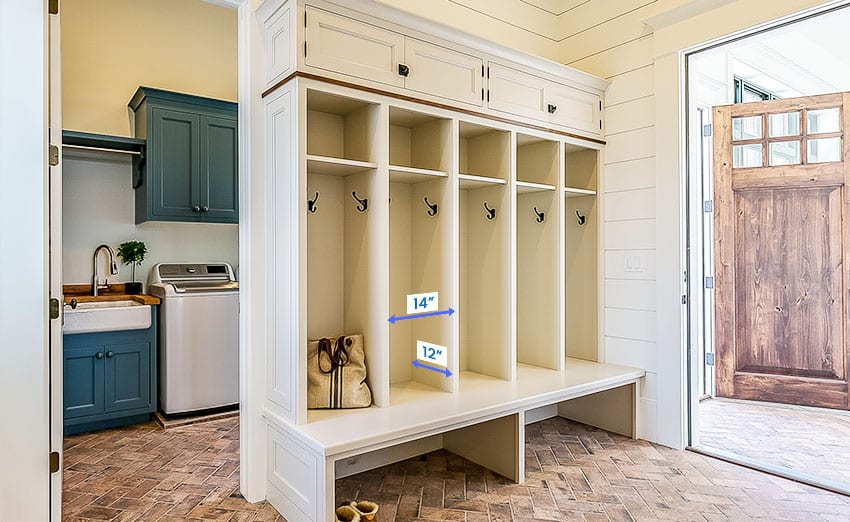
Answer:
[149, 263, 239, 414]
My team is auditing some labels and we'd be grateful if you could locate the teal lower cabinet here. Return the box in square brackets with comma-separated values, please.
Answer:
[63, 312, 157, 435]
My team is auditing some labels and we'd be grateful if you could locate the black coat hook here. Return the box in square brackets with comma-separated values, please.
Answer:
[352, 191, 368, 212]
[423, 197, 438, 216]
[483, 202, 496, 220]
[533, 206, 545, 223]
[575, 209, 586, 226]
[307, 191, 319, 214]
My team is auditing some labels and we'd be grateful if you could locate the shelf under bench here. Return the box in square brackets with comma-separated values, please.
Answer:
[263, 359, 644, 521]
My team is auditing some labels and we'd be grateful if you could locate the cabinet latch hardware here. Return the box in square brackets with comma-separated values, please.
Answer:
[547, 104, 557, 114]
[49, 451, 60, 473]
[49, 298, 60, 320]
[48, 144, 59, 166]
[398, 64, 410, 77]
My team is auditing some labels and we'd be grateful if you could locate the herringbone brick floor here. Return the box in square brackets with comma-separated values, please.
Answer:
[700, 398, 850, 488]
[64, 415, 850, 521]
[63, 418, 284, 521]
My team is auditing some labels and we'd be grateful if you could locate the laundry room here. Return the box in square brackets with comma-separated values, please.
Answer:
[59, 0, 248, 515]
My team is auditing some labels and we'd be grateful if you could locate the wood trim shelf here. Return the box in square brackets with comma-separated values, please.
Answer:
[458, 173, 507, 189]
[516, 180, 557, 194]
[306, 154, 377, 176]
[388, 165, 448, 183]
[564, 187, 596, 197]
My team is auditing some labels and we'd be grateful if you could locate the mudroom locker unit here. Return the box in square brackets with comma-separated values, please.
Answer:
[256, 0, 645, 519]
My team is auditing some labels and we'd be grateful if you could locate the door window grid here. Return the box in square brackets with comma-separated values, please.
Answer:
[731, 107, 842, 168]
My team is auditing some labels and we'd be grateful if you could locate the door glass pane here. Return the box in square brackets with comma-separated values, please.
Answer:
[808, 137, 842, 163]
[769, 141, 801, 165]
[769, 112, 800, 137]
[732, 116, 762, 140]
[807, 108, 840, 134]
[733, 144, 762, 168]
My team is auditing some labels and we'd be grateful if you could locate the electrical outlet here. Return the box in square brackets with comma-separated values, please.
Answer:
[625, 255, 644, 272]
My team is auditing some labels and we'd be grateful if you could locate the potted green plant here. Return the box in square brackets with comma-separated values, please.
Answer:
[117, 240, 148, 295]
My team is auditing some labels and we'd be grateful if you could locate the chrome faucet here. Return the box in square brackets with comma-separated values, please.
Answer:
[92, 244, 119, 296]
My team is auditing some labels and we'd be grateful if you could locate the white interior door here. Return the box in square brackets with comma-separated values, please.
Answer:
[49, 6, 64, 521]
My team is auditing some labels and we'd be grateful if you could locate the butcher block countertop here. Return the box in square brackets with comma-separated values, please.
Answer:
[63, 284, 161, 306]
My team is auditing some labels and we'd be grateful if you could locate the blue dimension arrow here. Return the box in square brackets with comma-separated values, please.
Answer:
[388, 308, 455, 324]
[412, 359, 453, 378]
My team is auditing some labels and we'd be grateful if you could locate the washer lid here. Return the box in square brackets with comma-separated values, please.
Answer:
[149, 263, 238, 292]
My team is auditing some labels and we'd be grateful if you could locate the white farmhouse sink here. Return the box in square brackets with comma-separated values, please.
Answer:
[63, 299, 152, 334]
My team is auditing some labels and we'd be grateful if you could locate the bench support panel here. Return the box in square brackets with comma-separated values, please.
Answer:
[444, 412, 524, 483]
[557, 383, 635, 437]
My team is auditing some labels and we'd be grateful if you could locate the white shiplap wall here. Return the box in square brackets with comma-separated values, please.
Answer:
[558, 0, 695, 442]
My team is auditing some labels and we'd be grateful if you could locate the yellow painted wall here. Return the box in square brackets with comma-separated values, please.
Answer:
[61, 0, 237, 137]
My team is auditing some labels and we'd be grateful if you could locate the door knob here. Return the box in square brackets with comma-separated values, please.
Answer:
[95, 352, 104, 359]
[201, 205, 209, 212]
[106, 351, 114, 358]
[192, 205, 201, 212]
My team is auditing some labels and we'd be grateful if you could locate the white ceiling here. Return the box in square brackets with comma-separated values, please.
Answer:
[700, 6, 850, 98]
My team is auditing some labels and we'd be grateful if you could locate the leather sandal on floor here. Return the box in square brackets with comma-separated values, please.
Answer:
[335, 505, 361, 522]
[350, 500, 379, 520]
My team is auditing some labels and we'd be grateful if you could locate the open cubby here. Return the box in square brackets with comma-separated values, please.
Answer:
[565, 146, 599, 361]
[389, 176, 454, 394]
[516, 189, 562, 370]
[459, 182, 511, 381]
[517, 133, 558, 187]
[389, 107, 451, 182]
[459, 122, 510, 182]
[307, 89, 379, 169]
[564, 145, 598, 196]
[306, 165, 384, 406]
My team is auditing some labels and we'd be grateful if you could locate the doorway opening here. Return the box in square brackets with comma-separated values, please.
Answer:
[54, 0, 272, 519]
[687, 3, 850, 494]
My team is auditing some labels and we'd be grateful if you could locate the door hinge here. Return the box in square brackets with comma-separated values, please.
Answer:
[704, 276, 715, 289]
[599, 120, 603, 130]
[486, 90, 490, 102]
[703, 200, 713, 213]
[487, 66, 490, 78]
[599, 100, 602, 111]
[49, 0, 59, 15]
[48, 144, 59, 166]
[705, 353, 715, 366]
[702, 124, 712, 137]
[49, 298, 60, 320]
[681, 294, 687, 305]
[49, 451, 60, 473]
[481, 65, 484, 77]
[304, 41, 307, 57]
[481, 88, 484, 101]
[304, 11, 307, 27]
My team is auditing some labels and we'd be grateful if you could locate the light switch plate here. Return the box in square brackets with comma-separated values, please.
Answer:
[625, 255, 644, 272]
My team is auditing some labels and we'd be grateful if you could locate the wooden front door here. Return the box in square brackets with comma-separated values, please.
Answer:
[714, 93, 850, 409]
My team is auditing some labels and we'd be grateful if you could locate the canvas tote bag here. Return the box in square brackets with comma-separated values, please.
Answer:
[307, 334, 372, 409]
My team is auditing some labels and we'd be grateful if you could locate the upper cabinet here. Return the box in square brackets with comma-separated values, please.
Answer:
[488, 62, 602, 136]
[129, 87, 238, 224]
[258, 0, 608, 140]
[305, 7, 484, 107]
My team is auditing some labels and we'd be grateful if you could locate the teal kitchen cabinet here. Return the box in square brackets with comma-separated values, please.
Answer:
[63, 312, 157, 435]
[129, 87, 238, 224]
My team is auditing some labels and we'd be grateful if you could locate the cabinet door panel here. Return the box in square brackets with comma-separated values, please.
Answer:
[306, 7, 405, 87]
[104, 342, 151, 413]
[404, 38, 483, 106]
[200, 115, 239, 223]
[487, 62, 547, 121]
[547, 83, 601, 135]
[64, 345, 105, 419]
[151, 108, 200, 219]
